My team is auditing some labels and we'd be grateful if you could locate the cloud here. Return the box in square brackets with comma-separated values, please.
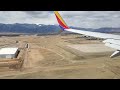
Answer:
[0, 11, 120, 28]
[59, 11, 120, 28]
[0, 11, 56, 25]
[23, 11, 50, 18]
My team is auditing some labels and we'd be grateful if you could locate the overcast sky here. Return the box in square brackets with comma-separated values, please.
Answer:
[0, 11, 120, 29]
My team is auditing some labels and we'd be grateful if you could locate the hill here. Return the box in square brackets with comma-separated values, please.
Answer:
[0, 23, 119, 34]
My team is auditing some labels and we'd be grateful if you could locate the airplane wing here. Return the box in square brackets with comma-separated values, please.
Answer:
[54, 11, 120, 58]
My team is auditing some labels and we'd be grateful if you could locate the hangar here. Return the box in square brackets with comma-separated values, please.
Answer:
[0, 47, 19, 59]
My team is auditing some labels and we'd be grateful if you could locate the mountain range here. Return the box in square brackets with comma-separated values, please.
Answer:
[0, 23, 119, 34]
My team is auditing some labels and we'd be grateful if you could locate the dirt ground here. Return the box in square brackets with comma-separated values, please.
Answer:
[0, 34, 120, 79]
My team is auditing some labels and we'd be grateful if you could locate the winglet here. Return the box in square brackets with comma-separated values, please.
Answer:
[54, 11, 69, 30]
[110, 50, 120, 58]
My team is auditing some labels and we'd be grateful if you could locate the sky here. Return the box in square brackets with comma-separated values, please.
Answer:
[0, 11, 120, 29]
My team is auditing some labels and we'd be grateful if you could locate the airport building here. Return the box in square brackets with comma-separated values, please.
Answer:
[0, 47, 19, 59]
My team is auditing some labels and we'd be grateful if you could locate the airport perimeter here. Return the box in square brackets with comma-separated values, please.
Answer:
[0, 34, 119, 79]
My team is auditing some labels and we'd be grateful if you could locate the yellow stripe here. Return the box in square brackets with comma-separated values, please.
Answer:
[54, 11, 68, 26]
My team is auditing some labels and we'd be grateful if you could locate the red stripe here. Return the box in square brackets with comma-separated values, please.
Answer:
[55, 14, 69, 29]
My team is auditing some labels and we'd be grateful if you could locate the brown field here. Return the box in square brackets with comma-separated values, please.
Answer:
[0, 34, 120, 79]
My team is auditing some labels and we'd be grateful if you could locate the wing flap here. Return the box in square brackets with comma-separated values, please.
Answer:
[105, 43, 120, 50]
[103, 39, 120, 46]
